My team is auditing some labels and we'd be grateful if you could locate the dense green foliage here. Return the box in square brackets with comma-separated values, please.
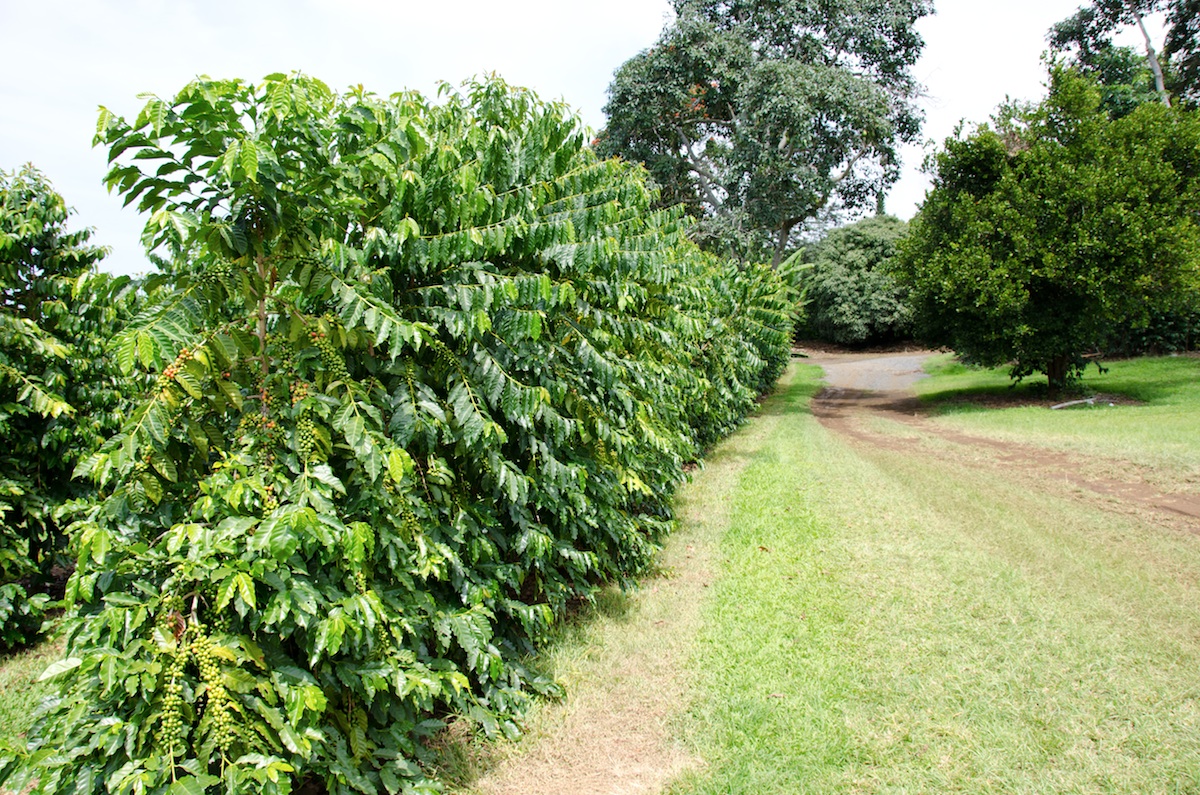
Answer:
[1165, 0, 1200, 104]
[1103, 306, 1200, 355]
[0, 166, 134, 648]
[598, 0, 930, 265]
[896, 69, 1200, 387]
[795, 215, 912, 347]
[0, 74, 790, 794]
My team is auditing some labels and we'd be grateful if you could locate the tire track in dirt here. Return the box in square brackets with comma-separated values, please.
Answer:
[806, 351, 1200, 529]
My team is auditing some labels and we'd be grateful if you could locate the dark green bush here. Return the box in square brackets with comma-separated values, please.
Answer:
[0, 166, 135, 649]
[795, 215, 912, 347]
[1103, 306, 1199, 356]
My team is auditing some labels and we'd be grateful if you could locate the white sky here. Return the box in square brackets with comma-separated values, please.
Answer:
[0, 0, 1165, 274]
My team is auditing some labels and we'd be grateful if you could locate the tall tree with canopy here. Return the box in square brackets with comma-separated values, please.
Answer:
[598, 0, 931, 267]
[1165, 0, 1200, 104]
[896, 68, 1200, 388]
[797, 214, 913, 347]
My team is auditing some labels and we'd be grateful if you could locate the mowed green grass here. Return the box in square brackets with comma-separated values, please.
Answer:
[669, 363, 1200, 794]
[917, 354, 1200, 485]
[0, 635, 63, 742]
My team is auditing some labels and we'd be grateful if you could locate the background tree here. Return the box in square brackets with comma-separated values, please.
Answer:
[1050, 0, 1171, 107]
[1049, 6, 1162, 115]
[796, 214, 912, 347]
[1165, 0, 1200, 104]
[895, 68, 1200, 388]
[0, 166, 134, 648]
[598, 0, 931, 266]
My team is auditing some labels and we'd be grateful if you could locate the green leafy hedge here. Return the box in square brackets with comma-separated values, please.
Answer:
[0, 75, 791, 794]
[0, 166, 136, 649]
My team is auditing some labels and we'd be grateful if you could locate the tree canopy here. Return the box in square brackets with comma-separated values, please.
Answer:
[1049, 4, 1163, 115]
[1049, 0, 1200, 109]
[1165, 0, 1200, 104]
[598, 0, 931, 266]
[895, 68, 1200, 387]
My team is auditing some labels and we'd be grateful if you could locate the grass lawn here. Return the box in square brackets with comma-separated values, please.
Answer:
[0, 635, 63, 743]
[916, 354, 1200, 487]
[669, 363, 1200, 793]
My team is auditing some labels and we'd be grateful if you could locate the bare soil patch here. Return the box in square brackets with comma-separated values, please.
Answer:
[807, 352, 1200, 529]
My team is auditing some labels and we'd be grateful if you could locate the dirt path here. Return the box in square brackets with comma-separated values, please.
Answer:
[457, 397, 773, 795]
[805, 350, 1200, 528]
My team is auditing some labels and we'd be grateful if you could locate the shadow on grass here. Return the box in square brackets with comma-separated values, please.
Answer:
[427, 585, 639, 789]
[1087, 356, 1200, 404]
[918, 356, 1200, 416]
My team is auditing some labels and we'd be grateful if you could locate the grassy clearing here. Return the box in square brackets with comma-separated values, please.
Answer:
[669, 363, 1200, 794]
[917, 354, 1200, 486]
[0, 635, 63, 742]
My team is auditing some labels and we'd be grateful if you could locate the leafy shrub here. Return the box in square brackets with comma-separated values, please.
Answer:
[0, 166, 135, 649]
[672, 254, 794, 449]
[896, 69, 1200, 387]
[795, 215, 912, 347]
[1103, 305, 1200, 355]
[0, 75, 790, 794]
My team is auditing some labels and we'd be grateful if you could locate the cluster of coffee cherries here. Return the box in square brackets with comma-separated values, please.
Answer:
[237, 409, 280, 468]
[154, 346, 194, 393]
[132, 453, 151, 480]
[155, 595, 189, 756]
[190, 627, 237, 753]
[261, 481, 279, 512]
[199, 259, 236, 287]
[290, 374, 322, 463]
[431, 339, 458, 373]
[295, 416, 319, 463]
[310, 326, 349, 383]
[351, 570, 397, 653]
[290, 379, 310, 406]
[157, 641, 189, 755]
[401, 504, 422, 540]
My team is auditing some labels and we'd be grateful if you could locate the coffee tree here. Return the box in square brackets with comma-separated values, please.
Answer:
[0, 74, 790, 794]
[0, 166, 134, 648]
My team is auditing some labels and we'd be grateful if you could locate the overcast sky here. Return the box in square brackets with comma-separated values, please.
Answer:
[0, 0, 1164, 275]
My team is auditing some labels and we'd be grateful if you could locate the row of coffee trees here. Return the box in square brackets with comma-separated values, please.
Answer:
[0, 75, 792, 793]
[0, 166, 140, 650]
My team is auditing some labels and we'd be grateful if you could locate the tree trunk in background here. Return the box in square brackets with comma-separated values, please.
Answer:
[1047, 354, 1071, 390]
[1130, 3, 1172, 105]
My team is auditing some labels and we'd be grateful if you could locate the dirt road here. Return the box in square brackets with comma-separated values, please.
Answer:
[804, 350, 1200, 527]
